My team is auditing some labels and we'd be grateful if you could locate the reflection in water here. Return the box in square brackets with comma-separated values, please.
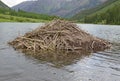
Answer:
[22, 50, 92, 67]
[21, 44, 111, 68]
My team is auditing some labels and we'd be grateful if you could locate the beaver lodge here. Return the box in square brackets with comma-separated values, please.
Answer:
[9, 19, 111, 66]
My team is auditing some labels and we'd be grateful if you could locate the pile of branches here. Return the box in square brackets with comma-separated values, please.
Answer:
[9, 19, 111, 55]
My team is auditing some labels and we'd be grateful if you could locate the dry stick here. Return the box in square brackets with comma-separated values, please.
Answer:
[74, 47, 82, 50]
[91, 41, 95, 49]
[20, 37, 44, 43]
[61, 38, 67, 49]
[47, 32, 59, 49]
[21, 41, 31, 49]
[34, 41, 36, 54]
[21, 37, 46, 51]
[42, 35, 50, 45]
[43, 35, 49, 41]
[41, 31, 66, 34]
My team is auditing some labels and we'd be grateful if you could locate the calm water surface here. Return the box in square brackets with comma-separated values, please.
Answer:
[0, 23, 120, 81]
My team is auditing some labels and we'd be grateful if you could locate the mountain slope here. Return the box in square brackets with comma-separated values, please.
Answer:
[12, 0, 108, 18]
[72, 0, 120, 25]
[0, 1, 9, 8]
[71, 0, 117, 20]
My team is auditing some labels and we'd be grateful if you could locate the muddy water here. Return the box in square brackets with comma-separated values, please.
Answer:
[0, 23, 120, 81]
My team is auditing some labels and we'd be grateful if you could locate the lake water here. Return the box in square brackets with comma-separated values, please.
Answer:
[0, 23, 120, 81]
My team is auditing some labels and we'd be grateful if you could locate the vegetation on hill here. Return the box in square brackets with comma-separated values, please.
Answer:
[0, 0, 119, 24]
[71, 0, 120, 25]
[84, 4, 120, 25]
[71, 0, 116, 20]
[0, 8, 60, 22]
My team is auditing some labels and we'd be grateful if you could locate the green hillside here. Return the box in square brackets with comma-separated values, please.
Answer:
[0, 8, 60, 22]
[71, 0, 120, 25]
[0, 0, 60, 22]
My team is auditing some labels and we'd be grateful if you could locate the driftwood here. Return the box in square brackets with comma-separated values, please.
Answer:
[9, 19, 111, 55]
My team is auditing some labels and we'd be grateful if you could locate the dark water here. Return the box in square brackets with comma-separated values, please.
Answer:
[0, 23, 120, 81]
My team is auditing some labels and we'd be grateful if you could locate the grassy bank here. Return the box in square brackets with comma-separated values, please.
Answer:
[0, 8, 60, 22]
[0, 14, 48, 22]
